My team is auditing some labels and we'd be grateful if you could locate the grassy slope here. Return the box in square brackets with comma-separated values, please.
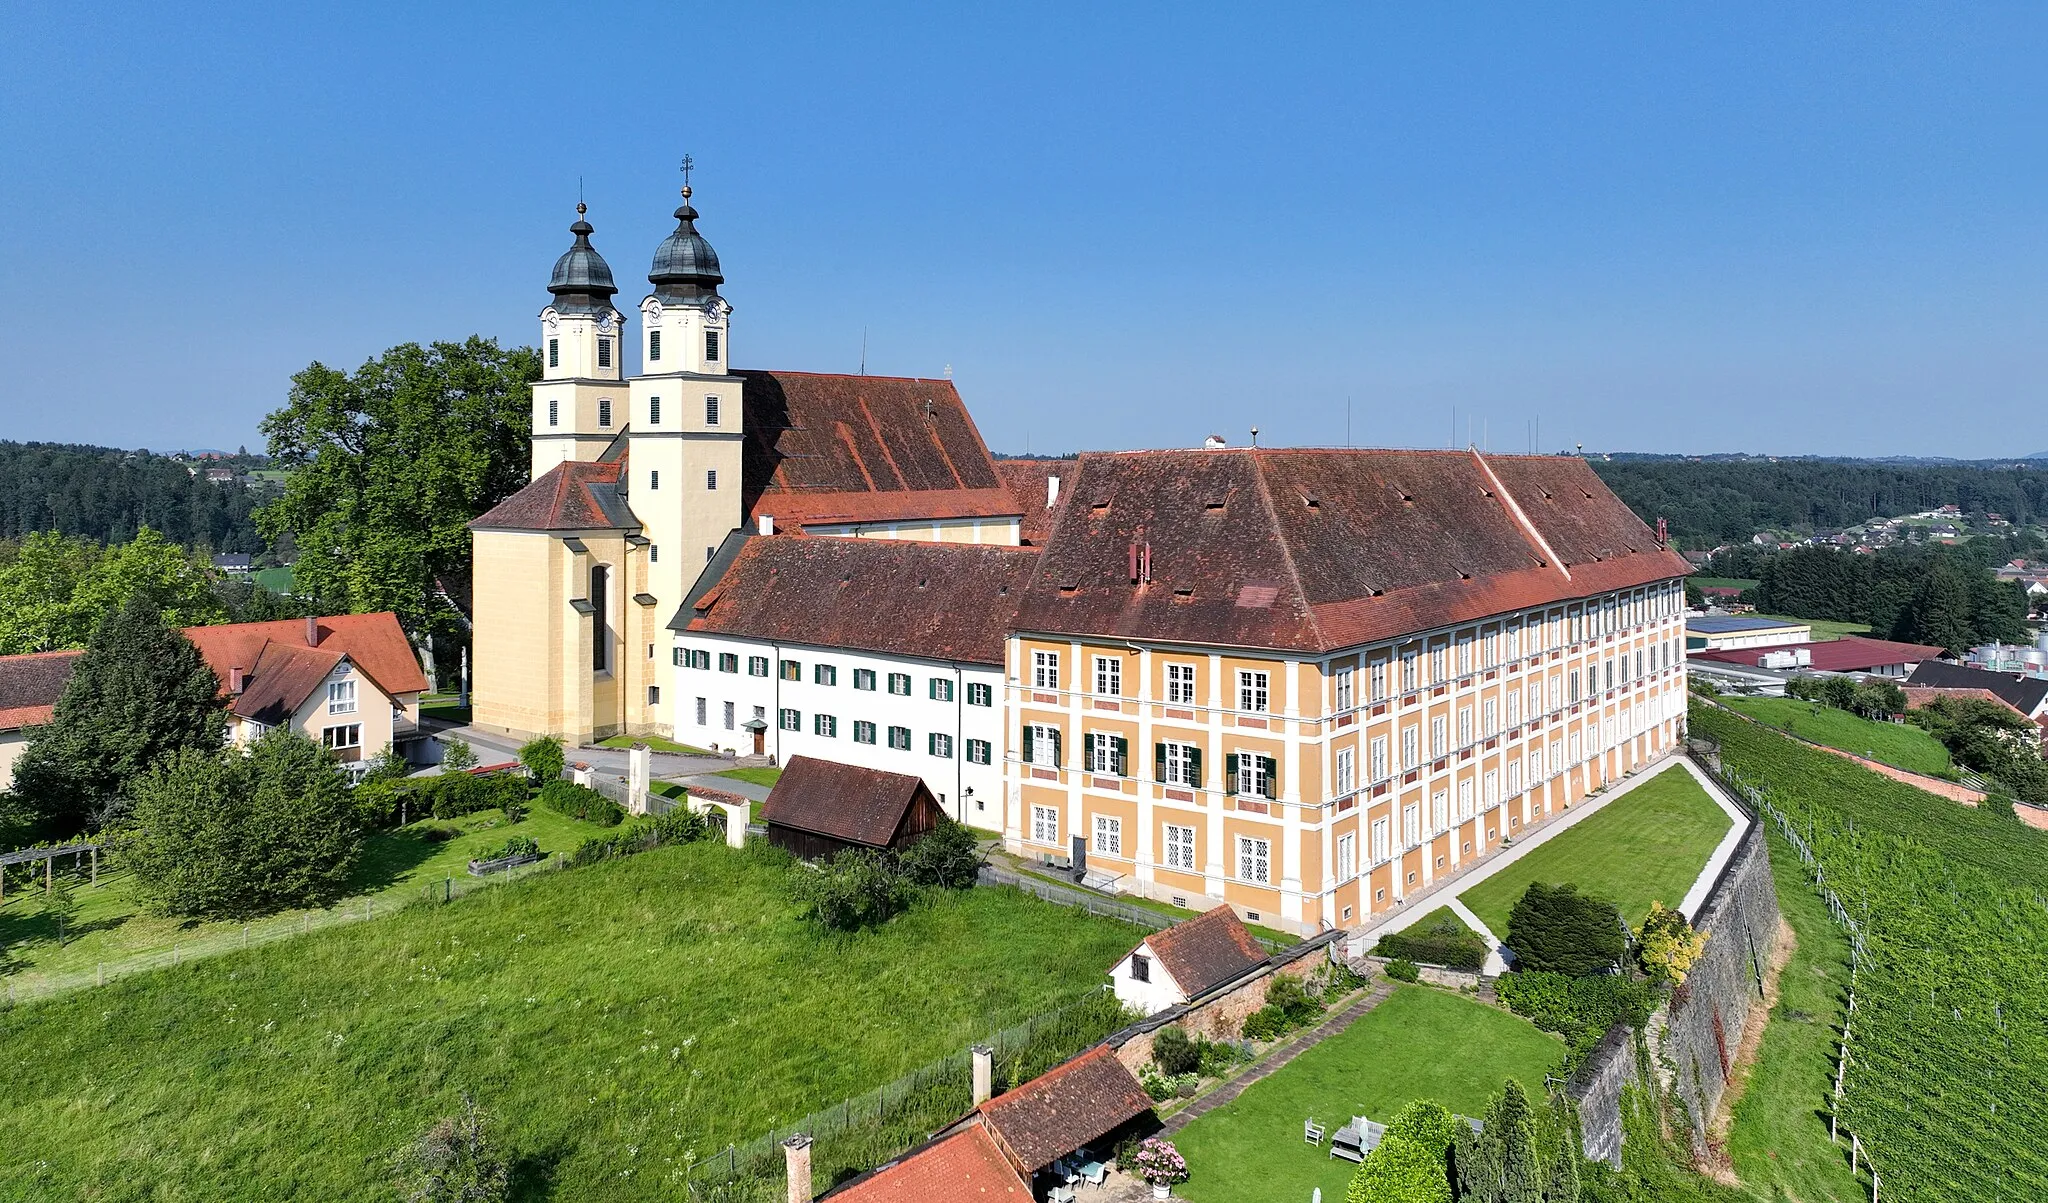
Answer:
[1723, 829, 1863, 1203]
[715, 766, 783, 788]
[1718, 697, 1951, 776]
[1459, 768, 1732, 935]
[596, 734, 716, 755]
[0, 844, 1142, 1200]
[1173, 986, 1563, 1203]
[1753, 614, 1871, 641]
[0, 807, 598, 981]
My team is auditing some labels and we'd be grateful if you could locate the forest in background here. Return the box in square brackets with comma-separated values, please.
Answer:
[0, 441, 273, 554]
[1590, 458, 2048, 547]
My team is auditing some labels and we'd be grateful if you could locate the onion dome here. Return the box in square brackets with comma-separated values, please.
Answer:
[547, 203, 618, 315]
[648, 185, 724, 303]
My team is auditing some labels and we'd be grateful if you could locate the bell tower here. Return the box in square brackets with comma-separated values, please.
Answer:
[532, 204, 627, 476]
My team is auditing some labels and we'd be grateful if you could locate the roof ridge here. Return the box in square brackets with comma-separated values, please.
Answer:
[1248, 456, 1326, 648]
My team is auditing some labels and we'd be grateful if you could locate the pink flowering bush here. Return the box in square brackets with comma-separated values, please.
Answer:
[1134, 1137, 1189, 1185]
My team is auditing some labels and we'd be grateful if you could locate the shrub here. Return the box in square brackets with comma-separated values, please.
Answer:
[439, 738, 478, 772]
[1635, 902, 1709, 986]
[1197, 1037, 1247, 1076]
[391, 1093, 509, 1203]
[896, 818, 982, 889]
[1346, 1099, 1456, 1203]
[1496, 970, 1653, 1062]
[517, 735, 564, 784]
[416, 823, 460, 843]
[1375, 911, 1488, 970]
[1505, 881, 1626, 977]
[539, 780, 623, 826]
[353, 778, 403, 830]
[1152, 1025, 1201, 1077]
[125, 731, 361, 920]
[1385, 958, 1420, 983]
[1133, 1138, 1189, 1187]
[483, 835, 539, 862]
[568, 806, 709, 866]
[791, 851, 913, 931]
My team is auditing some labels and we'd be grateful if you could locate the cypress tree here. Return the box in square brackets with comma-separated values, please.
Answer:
[1540, 1094, 1582, 1203]
[9, 593, 224, 837]
[1457, 1081, 1543, 1203]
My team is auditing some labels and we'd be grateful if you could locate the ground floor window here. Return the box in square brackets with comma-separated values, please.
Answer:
[1235, 836, 1270, 883]
[1164, 823, 1196, 870]
[779, 708, 800, 732]
[1093, 815, 1122, 856]
[322, 723, 361, 750]
[1031, 805, 1059, 844]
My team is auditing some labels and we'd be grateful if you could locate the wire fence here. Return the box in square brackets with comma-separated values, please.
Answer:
[679, 986, 1131, 1201]
[0, 853, 571, 1008]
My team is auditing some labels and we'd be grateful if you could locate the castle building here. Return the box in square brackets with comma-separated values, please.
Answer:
[471, 184, 1692, 934]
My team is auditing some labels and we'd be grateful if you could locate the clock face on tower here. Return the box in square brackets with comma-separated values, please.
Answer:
[597, 312, 616, 334]
[703, 297, 730, 325]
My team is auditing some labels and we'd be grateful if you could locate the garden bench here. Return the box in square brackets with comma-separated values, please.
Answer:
[1329, 1116, 1384, 1162]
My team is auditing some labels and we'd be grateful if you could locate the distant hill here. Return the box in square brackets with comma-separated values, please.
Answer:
[0, 440, 270, 552]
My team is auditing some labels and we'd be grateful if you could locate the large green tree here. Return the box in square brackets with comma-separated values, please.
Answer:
[0, 527, 223, 654]
[125, 729, 360, 919]
[1347, 1099, 1457, 1203]
[257, 338, 539, 637]
[1505, 882, 1626, 977]
[1455, 1080, 1543, 1203]
[9, 593, 226, 838]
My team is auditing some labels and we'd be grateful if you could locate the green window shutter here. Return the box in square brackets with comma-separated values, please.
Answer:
[1188, 747, 1202, 788]
[1224, 752, 1239, 796]
[1050, 729, 1062, 767]
[1263, 755, 1279, 799]
[1112, 736, 1129, 777]
[1154, 742, 1167, 782]
[1022, 726, 1035, 763]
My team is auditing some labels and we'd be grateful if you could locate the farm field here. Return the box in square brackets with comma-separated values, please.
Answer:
[1717, 696, 1952, 776]
[0, 842, 1144, 1200]
[1171, 986, 1563, 1203]
[1695, 703, 2048, 1202]
[1458, 767, 1732, 936]
[0, 806, 599, 985]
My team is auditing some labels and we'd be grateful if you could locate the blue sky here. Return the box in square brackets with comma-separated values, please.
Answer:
[2, 2, 2043, 457]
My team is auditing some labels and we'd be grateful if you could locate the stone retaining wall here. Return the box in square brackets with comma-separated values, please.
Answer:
[1109, 934, 1340, 1075]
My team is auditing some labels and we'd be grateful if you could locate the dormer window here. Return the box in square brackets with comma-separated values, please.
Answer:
[648, 330, 662, 362]
[597, 338, 612, 369]
[705, 330, 720, 362]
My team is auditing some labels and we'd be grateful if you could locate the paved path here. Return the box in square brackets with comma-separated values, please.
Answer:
[1672, 755, 1753, 921]
[1444, 898, 1511, 976]
[1161, 978, 1396, 1136]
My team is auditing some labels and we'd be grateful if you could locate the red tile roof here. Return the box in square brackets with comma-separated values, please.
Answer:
[995, 458, 1077, 547]
[182, 613, 428, 702]
[1691, 636, 1948, 674]
[229, 642, 348, 726]
[675, 536, 1036, 666]
[1136, 906, 1268, 997]
[823, 1124, 1030, 1202]
[470, 457, 637, 532]
[760, 756, 938, 848]
[977, 1045, 1154, 1172]
[1013, 449, 1690, 654]
[740, 372, 1020, 532]
[0, 650, 85, 730]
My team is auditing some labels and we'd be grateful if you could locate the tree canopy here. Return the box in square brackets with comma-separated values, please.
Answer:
[0, 440, 272, 551]
[8, 593, 226, 838]
[257, 338, 539, 638]
[0, 527, 225, 654]
[1505, 882, 1626, 978]
[1347, 1099, 1457, 1203]
[1738, 544, 2031, 654]
[125, 729, 361, 919]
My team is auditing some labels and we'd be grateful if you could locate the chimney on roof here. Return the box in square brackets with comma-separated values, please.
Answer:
[305, 616, 320, 646]
[971, 1043, 994, 1105]
[782, 1135, 812, 1203]
[1046, 474, 1060, 510]
[758, 514, 774, 536]
[228, 666, 245, 694]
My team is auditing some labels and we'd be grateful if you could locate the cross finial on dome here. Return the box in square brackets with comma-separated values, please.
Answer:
[680, 154, 694, 201]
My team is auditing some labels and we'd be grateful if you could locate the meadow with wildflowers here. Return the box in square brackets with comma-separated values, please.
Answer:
[0, 840, 1143, 1200]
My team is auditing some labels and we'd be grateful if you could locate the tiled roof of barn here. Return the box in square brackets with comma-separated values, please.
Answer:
[671, 535, 1035, 665]
[976, 1045, 1154, 1172]
[823, 1124, 1030, 1202]
[760, 756, 935, 847]
[470, 457, 637, 532]
[738, 371, 1020, 530]
[995, 458, 1077, 547]
[1137, 905, 1269, 998]
[1012, 448, 1691, 654]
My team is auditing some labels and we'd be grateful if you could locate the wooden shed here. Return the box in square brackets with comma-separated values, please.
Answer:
[761, 755, 945, 861]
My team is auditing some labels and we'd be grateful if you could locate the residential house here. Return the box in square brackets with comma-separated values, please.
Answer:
[0, 650, 85, 789]
[1905, 660, 2048, 747]
[1110, 904, 1269, 1015]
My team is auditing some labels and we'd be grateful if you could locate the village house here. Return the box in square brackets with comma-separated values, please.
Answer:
[1109, 905, 1270, 1016]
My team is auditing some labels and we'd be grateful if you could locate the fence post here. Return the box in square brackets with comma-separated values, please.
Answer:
[97, 963, 103, 987]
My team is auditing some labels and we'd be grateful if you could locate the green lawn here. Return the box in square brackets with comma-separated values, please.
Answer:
[1459, 767, 1732, 936]
[1754, 614, 1870, 641]
[1173, 986, 1563, 1203]
[0, 807, 600, 983]
[1690, 577, 1759, 590]
[997, 856, 1296, 947]
[597, 733, 716, 755]
[0, 843, 1143, 1200]
[418, 694, 472, 725]
[715, 765, 783, 787]
[1723, 830, 1864, 1203]
[1717, 697, 1951, 777]
[252, 565, 294, 594]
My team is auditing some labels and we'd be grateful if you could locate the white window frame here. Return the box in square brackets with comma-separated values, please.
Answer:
[1165, 662, 1197, 705]
[1031, 805, 1060, 844]
[1093, 656, 1122, 697]
[1164, 823, 1197, 871]
[1370, 817, 1391, 863]
[1235, 751, 1269, 798]
[1163, 740, 1198, 787]
[1027, 723, 1060, 768]
[1336, 832, 1357, 882]
[1237, 669, 1270, 714]
[1032, 650, 1060, 691]
[1235, 835, 1271, 884]
[326, 679, 357, 715]
[1335, 747, 1356, 795]
[1334, 666, 1355, 711]
[1093, 815, 1122, 856]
